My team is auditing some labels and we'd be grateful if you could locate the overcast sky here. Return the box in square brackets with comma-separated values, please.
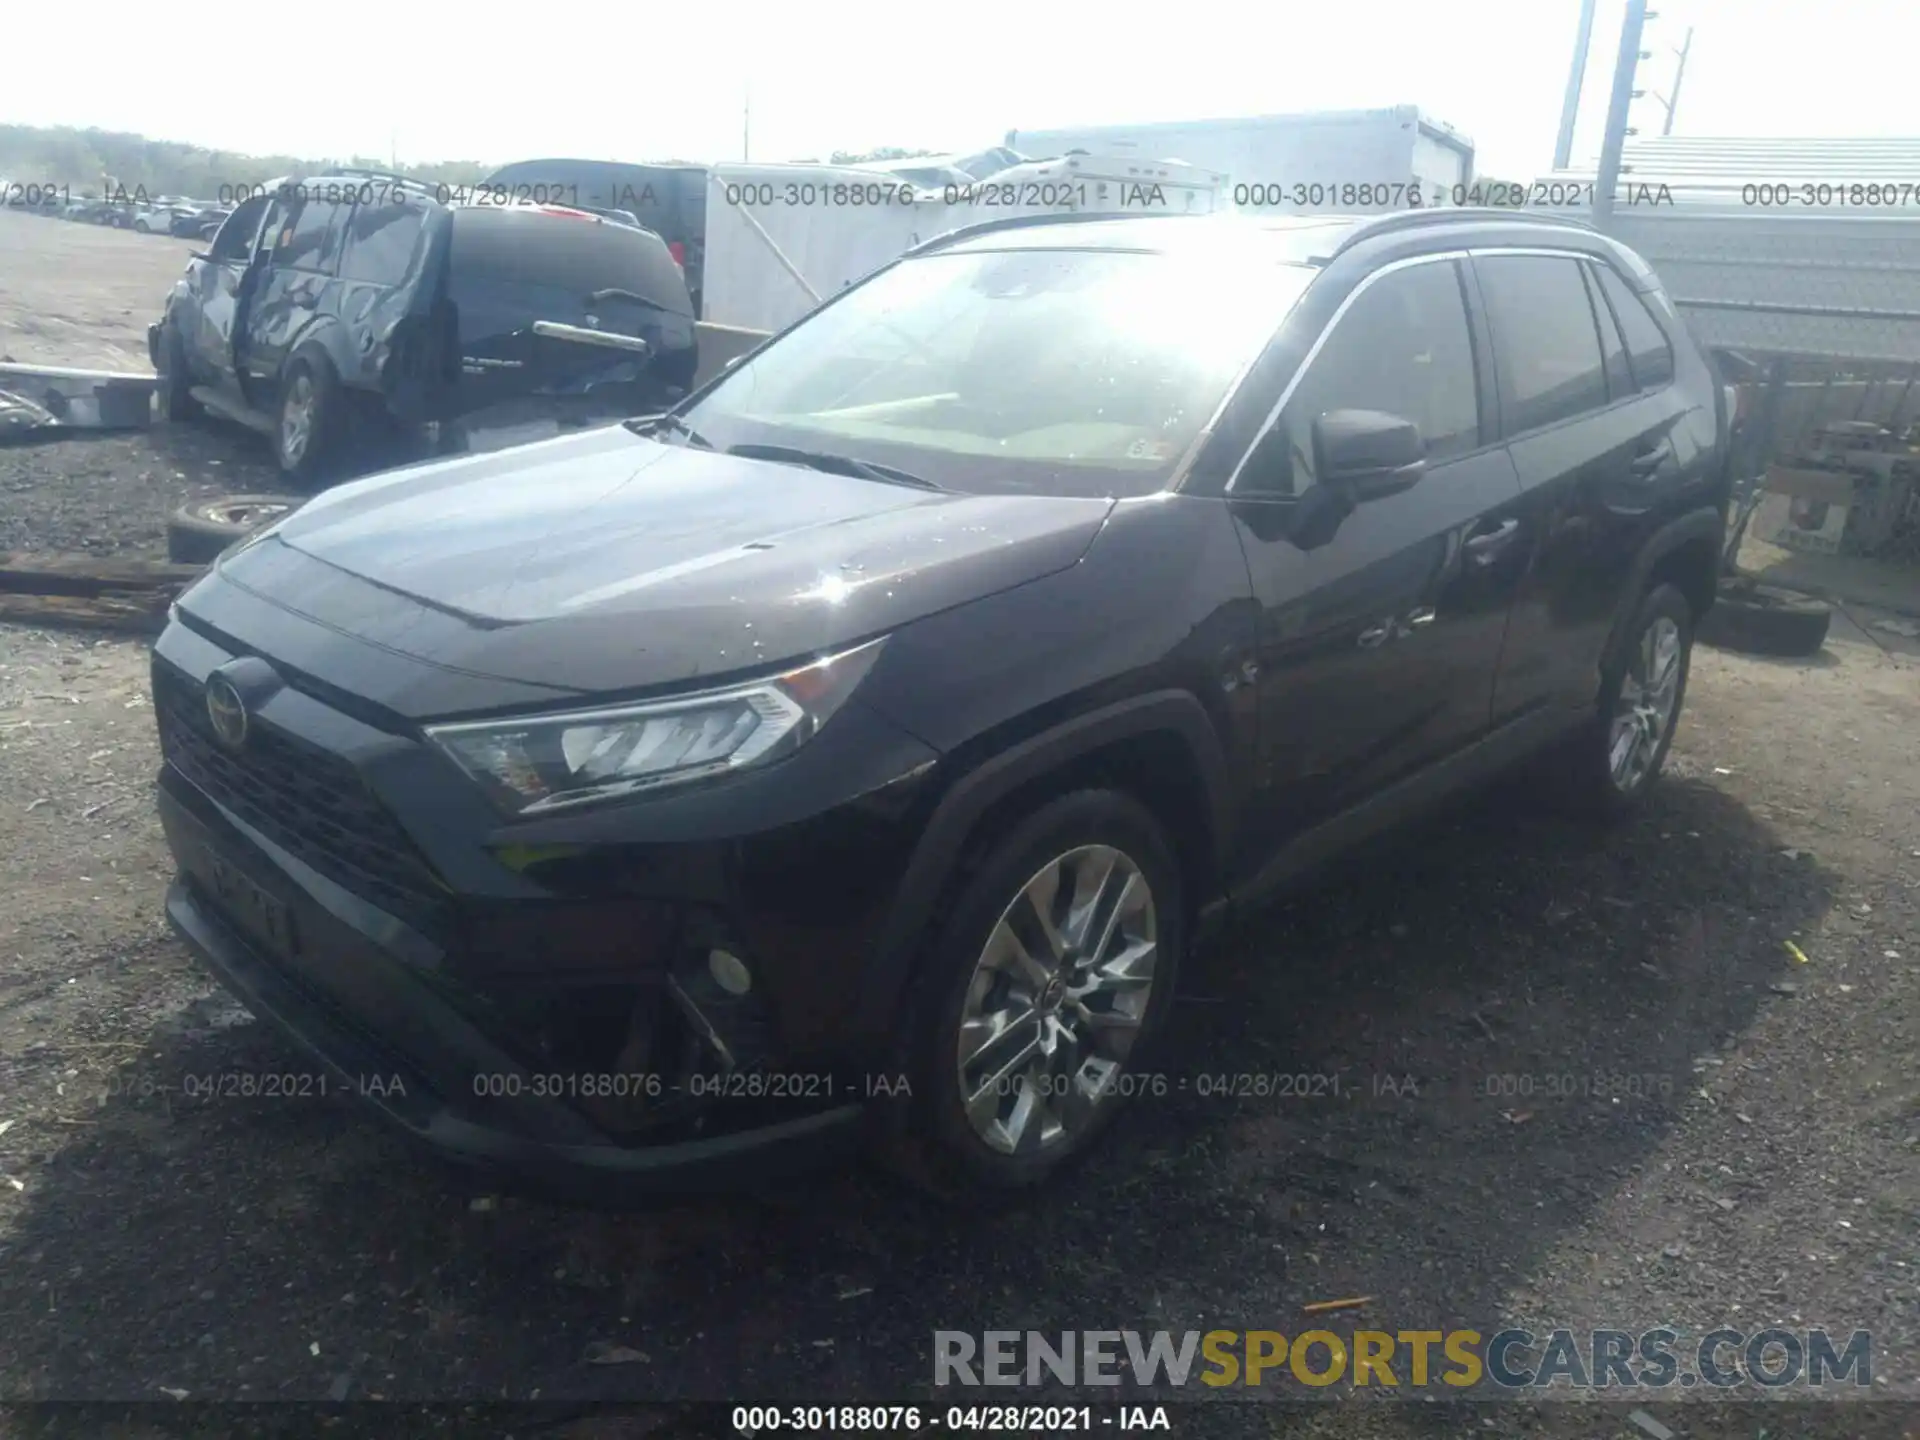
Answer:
[5, 0, 1914, 178]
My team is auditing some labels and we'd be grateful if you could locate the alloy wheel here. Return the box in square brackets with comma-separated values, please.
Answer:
[1608, 614, 1683, 793]
[199, 499, 294, 530]
[955, 844, 1159, 1156]
[280, 373, 315, 465]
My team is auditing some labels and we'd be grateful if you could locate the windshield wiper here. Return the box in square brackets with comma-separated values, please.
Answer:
[726, 443, 944, 492]
[624, 412, 714, 449]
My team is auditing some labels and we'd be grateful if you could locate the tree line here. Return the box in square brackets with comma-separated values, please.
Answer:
[0, 124, 494, 199]
[0, 125, 947, 199]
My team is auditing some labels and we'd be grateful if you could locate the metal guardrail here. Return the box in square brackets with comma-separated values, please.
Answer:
[0, 363, 155, 433]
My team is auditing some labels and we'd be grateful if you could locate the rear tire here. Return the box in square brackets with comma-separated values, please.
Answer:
[880, 789, 1184, 1200]
[1696, 581, 1831, 657]
[1561, 583, 1695, 818]
[273, 355, 342, 486]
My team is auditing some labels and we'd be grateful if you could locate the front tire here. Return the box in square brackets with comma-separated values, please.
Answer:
[157, 321, 200, 422]
[884, 789, 1184, 1199]
[1568, 582, 1695, 816]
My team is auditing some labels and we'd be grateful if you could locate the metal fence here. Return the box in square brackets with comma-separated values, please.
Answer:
[1725, 362, 1920, 570]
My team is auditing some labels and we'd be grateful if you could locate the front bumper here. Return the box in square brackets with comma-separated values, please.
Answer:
[147, 602, 940, 1201]
[160, 783, 865, 1203]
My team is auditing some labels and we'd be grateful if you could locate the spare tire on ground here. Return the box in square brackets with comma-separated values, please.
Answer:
[167, 495, 300, 565]
[1697, 579, 1832, 657]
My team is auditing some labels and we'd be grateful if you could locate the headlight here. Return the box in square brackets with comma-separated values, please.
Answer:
[425, 637, 886, 815]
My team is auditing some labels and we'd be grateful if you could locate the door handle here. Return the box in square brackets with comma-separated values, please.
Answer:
[1404, 606, 1436, 629]
[1357, 622, 1393, 649]
[1630, 441, 1672, 477]
[1463, 518, 1520, 566]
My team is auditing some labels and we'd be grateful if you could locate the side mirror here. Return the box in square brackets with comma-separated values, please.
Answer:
[1315, 409, 1426, 501]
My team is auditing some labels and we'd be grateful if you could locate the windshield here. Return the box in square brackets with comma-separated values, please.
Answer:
[679, 245, 1315, 498]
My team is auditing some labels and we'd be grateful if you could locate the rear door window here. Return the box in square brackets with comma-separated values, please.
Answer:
[274, 198, 346, 273]
[1474, 254, 1609, 434]
[338, 199, 428, 284]
[1592, 263, 1676, 391]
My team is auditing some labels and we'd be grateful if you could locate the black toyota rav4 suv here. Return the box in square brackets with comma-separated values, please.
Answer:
[152, 209, 1730, 1201]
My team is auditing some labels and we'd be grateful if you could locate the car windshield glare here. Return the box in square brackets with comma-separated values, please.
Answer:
[682, 245, 1315, 498]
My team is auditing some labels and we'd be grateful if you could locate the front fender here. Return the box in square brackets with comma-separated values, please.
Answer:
[852, 690, 1231, 1046]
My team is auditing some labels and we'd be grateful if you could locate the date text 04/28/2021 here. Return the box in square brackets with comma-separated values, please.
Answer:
[731, 1404, 1172, 1433]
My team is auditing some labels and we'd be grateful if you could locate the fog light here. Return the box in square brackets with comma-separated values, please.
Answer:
[708, 949, 752, 996]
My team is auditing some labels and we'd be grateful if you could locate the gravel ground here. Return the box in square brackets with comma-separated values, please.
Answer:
[0, 206, 293, 560]
[2, 211, 1918, 1440]
[0, 426, 284, 560]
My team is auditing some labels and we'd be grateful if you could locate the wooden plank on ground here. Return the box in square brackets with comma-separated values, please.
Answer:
[0, 552, 204, 598]
[0, 590, 172, 634]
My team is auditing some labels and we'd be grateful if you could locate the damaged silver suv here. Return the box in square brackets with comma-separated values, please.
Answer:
[150, 169, 698, 483]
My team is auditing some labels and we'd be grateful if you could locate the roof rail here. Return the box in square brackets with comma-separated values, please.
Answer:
[906, 207, 1199, 258]
[1329, 205, 1599, 258]
[313, 166, 435, 190]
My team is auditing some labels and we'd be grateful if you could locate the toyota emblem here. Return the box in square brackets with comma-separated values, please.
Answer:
[205, 674, 249, 749]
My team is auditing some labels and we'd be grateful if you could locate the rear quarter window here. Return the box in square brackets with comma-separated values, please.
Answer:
[1593, 263, 1676, 391]
[338, 200, 428, 284]
[448, 208, 694, 317]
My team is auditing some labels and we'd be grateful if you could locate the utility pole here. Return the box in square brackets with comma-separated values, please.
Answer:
[1656, 25, 1694, 136]
[743, 87, 752, 163]
[1594, 0, 1653, 226]
[1553, 0, 1600, 171]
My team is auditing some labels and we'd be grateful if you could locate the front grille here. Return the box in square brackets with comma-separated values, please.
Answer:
[153, 663, 449, 933]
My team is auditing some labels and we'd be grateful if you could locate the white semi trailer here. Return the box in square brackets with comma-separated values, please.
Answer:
[1005, 105, 1475, 213]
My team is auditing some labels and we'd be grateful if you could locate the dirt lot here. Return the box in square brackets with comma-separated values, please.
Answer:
[2, 207, 1919, 1440]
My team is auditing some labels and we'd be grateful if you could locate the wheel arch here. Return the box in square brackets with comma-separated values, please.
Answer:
[1598, 505, 1722, 686]
[855, 691, 1231, 1042]
[283, 328, 350, 389]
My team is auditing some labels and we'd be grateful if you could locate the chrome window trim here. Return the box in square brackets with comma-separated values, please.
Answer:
[1223, 249, 1466, 495]
[1164, 259, 1322, 492]
[1465, 246, 1605, 261]
[1222, 244, 1600, 495]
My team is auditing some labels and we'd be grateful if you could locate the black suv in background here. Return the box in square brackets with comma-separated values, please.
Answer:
[168, 201, 233, 240]
[480, 159, 708, 314]
[152, 209, 1729, 1201]
[150, 170, 698, 482]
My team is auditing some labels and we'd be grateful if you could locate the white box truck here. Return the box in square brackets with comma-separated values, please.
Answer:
[950, 154, 1227, 218]
[700, 162, 951, 335]
[1005, 106, 1474, 213]
[699, 155, 1229, 334]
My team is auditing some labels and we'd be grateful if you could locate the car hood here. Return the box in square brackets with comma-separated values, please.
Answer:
[223, 424, 1114, 698]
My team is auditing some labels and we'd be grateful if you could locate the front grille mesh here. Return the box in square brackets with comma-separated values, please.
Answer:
[153, 663, 447, 933]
